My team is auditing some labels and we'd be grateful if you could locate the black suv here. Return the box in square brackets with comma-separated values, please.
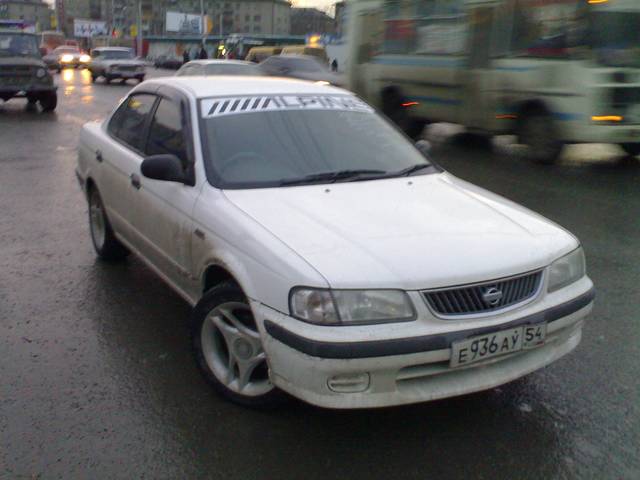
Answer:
[0, 30, 57, 111]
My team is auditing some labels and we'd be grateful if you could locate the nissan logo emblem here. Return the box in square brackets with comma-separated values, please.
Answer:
[482, 287, 503, 306]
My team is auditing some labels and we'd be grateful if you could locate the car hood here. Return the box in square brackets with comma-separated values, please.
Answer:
[0, 56, 45, 68]
[223, 173, 578, 290]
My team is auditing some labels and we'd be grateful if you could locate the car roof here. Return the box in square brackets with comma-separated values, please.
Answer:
[187, 60, 254, 66]
[141, 76, 348, 99]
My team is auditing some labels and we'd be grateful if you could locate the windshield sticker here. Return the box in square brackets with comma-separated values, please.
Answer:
[201, 95, 373, 118]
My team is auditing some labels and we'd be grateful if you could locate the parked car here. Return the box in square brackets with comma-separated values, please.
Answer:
[245, 46, 282, 63]
[176, 59, 262, 77]
[154, 55, 183, 70]
[88, 47, 145, 84]
[259, 54, 342, 86]
[76, 76, 594, 409]
[43, 45, 90, 71]
[0, 29, 57, 111]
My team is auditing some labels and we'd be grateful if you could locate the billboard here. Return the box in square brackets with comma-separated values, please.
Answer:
[74, 19, 108, 38]
[166, 11, 205, 34]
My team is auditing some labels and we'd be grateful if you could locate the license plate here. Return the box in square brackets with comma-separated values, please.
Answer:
[451, 323, 546, 368]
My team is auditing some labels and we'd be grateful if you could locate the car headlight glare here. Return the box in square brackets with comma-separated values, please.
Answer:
[36, 68, 46, 78]
[290, 288, 415, 325]
[79, 54, 91, 63]
[61, 54, 74, 63]
[548, 247, 586, 292]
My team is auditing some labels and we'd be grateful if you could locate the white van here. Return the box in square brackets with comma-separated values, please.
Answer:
[346, 0, 640, 163]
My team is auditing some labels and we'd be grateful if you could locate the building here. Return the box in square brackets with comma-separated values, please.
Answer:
[290, 7, 334, 36]
[0, 0, 52, 31]
[74, 0, 292, 37]
[56, 0, 102, 36]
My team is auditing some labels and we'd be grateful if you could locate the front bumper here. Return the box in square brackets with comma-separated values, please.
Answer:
[106, 69, 145, 79]
[0, 84, 56, 97]
[565, 121, 640, 144]
[255, 281, 594, 409]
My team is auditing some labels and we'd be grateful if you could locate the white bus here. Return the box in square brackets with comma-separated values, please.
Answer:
[346, 0, 640, 163]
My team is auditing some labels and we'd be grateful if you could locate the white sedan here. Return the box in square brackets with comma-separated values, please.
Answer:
[76, 77, 595, 408]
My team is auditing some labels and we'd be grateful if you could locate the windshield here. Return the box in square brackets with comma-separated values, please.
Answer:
[206, 64, 261, 75]
[200, 101, 431, 189]
[102, 50, 134, 60]
[589, 12, 640, 68]
[0, 33, 39, 58]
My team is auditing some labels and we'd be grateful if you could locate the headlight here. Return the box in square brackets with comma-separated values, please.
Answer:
[61, 54, 74, 63]
[290, 288, 415, 325]
[36, 68, 46, 78]
[548, 247, 586, 292]
[79, 54, 91, 63]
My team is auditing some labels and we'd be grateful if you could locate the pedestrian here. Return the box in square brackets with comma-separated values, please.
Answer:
[199, 46, 208, 59]
[331, 59, 338, 72]
[182, 49, 190, 64]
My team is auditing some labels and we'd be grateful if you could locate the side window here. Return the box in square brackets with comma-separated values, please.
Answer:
[108, 94, 157, 152]
[145, 98, 189, 165]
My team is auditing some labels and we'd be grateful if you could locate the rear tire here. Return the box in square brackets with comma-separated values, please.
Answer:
[191, 282, 285, 408]
[620, 143, 640, 157]
[517, 110, 563, 164]
[381, 89, 424, 140]
[137, 75, 145, 83]
[39, 92, 57, 112]
[88, 187, 129, 262]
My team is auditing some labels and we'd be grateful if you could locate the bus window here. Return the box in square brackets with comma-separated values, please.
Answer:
[511, 0, 588, 58]
[382, 0, 468, 56]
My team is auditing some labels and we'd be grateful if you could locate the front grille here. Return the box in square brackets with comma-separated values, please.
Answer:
[0, 66, 33, 77]
[423, 271, 543, 317]
[116, 65, 136, 71]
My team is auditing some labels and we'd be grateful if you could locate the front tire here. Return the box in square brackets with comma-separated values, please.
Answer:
[191, 282, 284, 407]
[88, 187, 129, 261]
[39, 92, 57, 112]
[620, 143, 640, 157]
[518, 110, 563, 164]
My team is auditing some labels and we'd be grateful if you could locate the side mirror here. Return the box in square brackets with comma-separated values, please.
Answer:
[415, 139, 432, 158]
[140, 154, 186, 183]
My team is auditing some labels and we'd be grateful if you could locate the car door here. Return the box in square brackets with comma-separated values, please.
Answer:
[99, 92, 158, 243]
[132, 87, 201, 297]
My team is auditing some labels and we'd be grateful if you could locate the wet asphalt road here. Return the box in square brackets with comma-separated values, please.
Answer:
[0, 68, 638, 480]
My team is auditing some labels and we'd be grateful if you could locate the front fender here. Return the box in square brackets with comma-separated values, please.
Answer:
[192, 186, 329, 313]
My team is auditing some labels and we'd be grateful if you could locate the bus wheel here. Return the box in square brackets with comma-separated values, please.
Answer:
[620, 143, 640, 157]
[518, 111, 563, 165]
[381, 89, 424, 139]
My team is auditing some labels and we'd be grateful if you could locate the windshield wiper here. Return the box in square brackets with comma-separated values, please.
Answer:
[391, 163, 434, 177]
[279, 169, 387, 186]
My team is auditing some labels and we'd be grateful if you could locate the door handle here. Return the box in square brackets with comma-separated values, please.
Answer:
[95, 149, 103, 162]
[130, 173, 141, 190]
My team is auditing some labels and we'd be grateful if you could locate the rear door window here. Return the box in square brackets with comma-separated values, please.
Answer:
[108, 94, 157, 152]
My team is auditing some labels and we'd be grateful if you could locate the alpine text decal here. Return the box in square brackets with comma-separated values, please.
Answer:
[201, 95, 374, 118]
